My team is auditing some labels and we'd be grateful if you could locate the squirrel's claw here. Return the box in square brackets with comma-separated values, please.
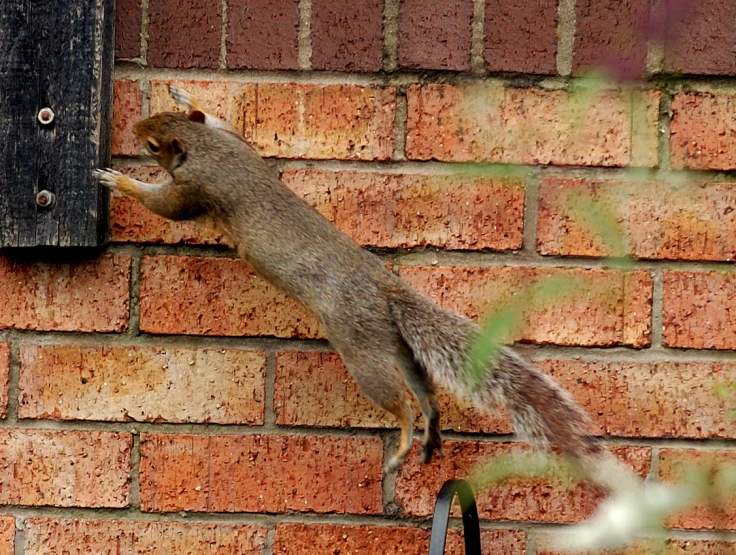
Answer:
[92, 168, 124, 190]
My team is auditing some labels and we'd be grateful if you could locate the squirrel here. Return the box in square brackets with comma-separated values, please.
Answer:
[93, 86, 641, 495]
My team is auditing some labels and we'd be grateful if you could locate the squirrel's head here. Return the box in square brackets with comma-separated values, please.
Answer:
[133, 112, 206, 172]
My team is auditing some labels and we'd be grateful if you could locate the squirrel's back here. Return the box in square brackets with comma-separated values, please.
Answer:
[154, 114, 393, 313]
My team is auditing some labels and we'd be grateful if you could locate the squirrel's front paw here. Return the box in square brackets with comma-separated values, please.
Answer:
[92, 168, 125, 190]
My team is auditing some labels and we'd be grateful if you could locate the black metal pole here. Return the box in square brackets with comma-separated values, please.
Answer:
[428, 479, 482, 555]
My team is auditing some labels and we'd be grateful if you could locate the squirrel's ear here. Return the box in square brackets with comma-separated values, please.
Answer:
[188, 110, 206, 124]
[172, 138, 186, 157]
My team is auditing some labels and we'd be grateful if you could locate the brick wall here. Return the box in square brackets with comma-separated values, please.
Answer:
[1, 0, 735, 552]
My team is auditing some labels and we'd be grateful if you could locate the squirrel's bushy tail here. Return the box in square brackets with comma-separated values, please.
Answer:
[388, 283, 640, 493]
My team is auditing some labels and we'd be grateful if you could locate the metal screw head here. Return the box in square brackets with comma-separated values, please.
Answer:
[37, 107, 55, 125]
[36, 190, 56, 208]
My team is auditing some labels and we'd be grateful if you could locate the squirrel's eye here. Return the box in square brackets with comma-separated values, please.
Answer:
[147, 139, 160, 153]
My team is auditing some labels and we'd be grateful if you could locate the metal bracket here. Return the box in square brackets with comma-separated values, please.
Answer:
[428, 479, 482, 555]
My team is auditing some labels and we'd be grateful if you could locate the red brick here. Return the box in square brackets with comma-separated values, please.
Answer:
[149, 81, 396, 160]
[147, 0, 221, 68]
[115, 0, 141, 59]
[396, 441, 650, 521]
[311, 0, 383, 72]
[139, 255, 321, 338]
[671, 92, 736, 171]
[667, 541, 736, 555]
[112, 166, 523, 249]
[537, 535, 650, 555]
[660, 449, 736, 530]
[665, 0, 736, 75]
[274, 351, 510, 434]
[112, 80, 141, 156]
[398, 266, 652, 347]
[537, 537, 734, 555]
[234, 83, 396, 160]
[0, 254, 130, 333]
[0, 430, 131, 508]
[19, 344, 265, 424]
[398, 0, 473, 71]
[281, 170, 524, 251]
[273, 524, 524, 555]
[574, 0, 649, 78]
[109, 166, 226, 245]
[139, 433, 382, 513]
[227, 0, 298, 70]
[279, 351, 736, 441]
[0, 518, 12, 555]
[540, 359, 736, 439]
[0, 344, 7, 419]
[537, 178, 736, 261]
[24, 519, 266, 554]
[149, 79, 240, 120]
[484, 0, 558, 74]
[663, 271, 736, 349]
[406, 84, 660, 166]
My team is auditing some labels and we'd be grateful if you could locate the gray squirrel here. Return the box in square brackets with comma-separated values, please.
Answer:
[93, 86, 641, 498]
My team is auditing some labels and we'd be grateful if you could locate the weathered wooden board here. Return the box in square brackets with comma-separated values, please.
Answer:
[0, 0, 115, 247]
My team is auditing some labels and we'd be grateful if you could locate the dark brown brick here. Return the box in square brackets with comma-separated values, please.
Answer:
[574, 0, 649, 78]
[484, 0, 558, 74]
[148, 0, 221, 68]
[665, 0, 736, 75]
[398, 0, 473, 71]
[311, 0, 383, 72]
[115, 0, 141, 59]
[227, 0, 299, 70]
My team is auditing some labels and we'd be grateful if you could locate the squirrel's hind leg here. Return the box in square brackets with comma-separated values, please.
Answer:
[332, 340, 415, 474]
[395, 340, 443, 464]
[384, 399, 414, 474]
